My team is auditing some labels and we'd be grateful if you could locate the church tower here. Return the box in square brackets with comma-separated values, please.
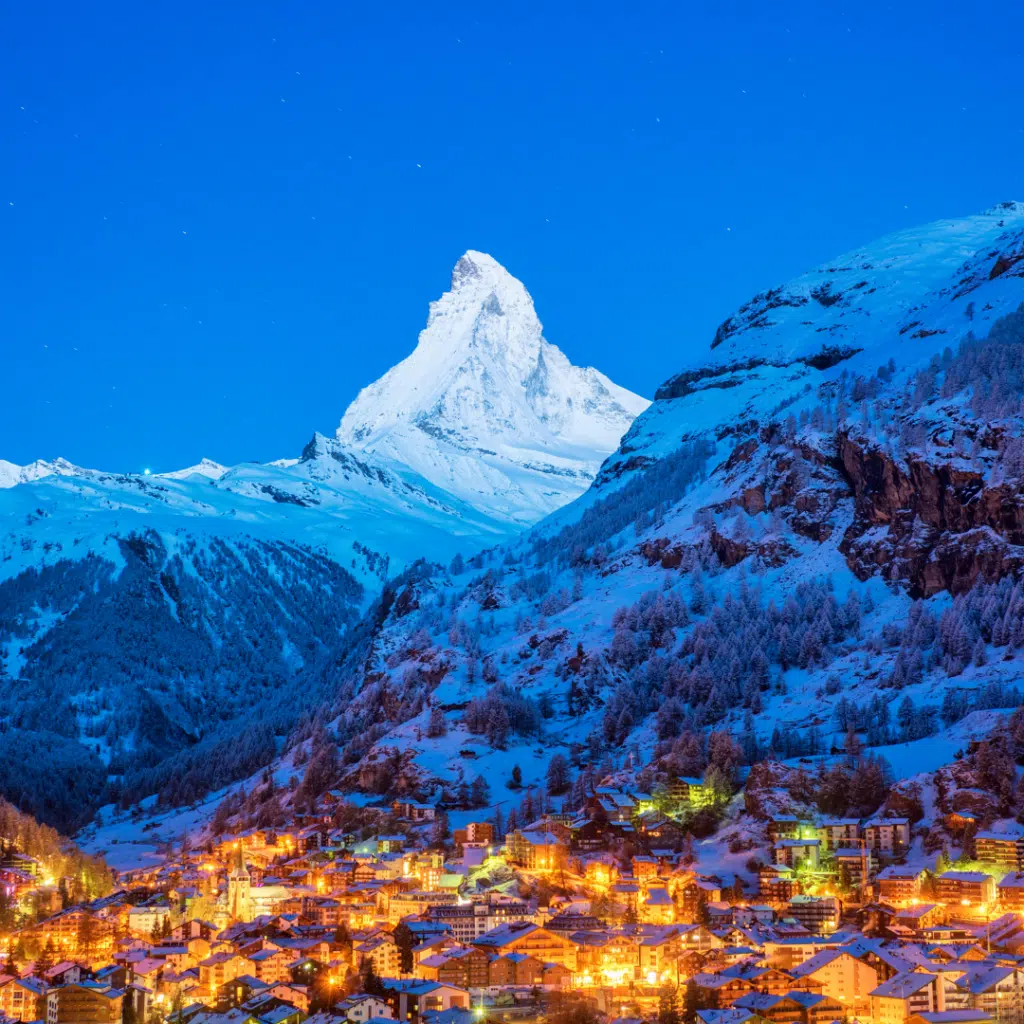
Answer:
[227, 845, 252, 923]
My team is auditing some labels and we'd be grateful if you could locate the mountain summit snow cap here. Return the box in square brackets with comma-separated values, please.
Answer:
[423, 249, 540, 343]
[450, 250, 508, 289]
[336, 249, 649, 525]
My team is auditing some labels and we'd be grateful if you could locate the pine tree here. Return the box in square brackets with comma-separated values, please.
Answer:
[470, 775, 490, 808]
[35, 937, 56, 977]
[393, 921, 415, 975]
[546, 755, 571, 796]
[334, 922, 353, 964]
[658, 985, 682, 1024]
[426, 707, 448, 738]
[430, 811, 450, 849]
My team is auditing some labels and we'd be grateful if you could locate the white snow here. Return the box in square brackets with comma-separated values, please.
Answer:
[337, 250, 650, 525]
[606, 201, 1024, 477]
[156, 458, 228, 481]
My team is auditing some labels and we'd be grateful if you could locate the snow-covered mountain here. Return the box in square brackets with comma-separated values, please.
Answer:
[338, 250, 649, 524]
[607, 200, 1024, 473]
[0, 250, 648, 829]
[156, 459, 228, 481]
[0, 457, 88, 489]
[240, 202, 1024, 849]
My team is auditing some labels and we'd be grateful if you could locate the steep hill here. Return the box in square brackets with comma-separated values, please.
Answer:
[277, 203, 1024, 841]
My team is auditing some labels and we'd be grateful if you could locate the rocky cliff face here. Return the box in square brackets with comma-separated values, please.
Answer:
[838, 432, 1024, 597]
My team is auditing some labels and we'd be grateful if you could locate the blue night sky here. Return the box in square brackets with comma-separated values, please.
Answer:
[3, 1, 1024, 471]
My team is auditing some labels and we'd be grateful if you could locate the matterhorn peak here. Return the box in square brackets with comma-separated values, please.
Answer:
[450, 250, 508, 290]
[337, 251, 649, 525]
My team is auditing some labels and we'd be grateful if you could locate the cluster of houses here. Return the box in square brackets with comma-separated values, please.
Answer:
[6, 784, 1024, 1024]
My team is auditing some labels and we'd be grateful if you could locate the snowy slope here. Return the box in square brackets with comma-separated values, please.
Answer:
[57, 202, 1024, 861]
[0, 249, 652, 828]
[156, 458, 228, 481]
[606, 201, 1024, 473]
[269, 203, 1024, 843]
[0, 457, 90, 489]
[0, 436, 515, 590]
[338, 250, 650, 525]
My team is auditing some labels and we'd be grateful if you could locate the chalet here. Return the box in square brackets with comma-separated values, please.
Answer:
[636, 812, 686, 846]
[876, 866, 926, 904]
[767, 817, 802, 843]
[974, 832, 1024, 872]
[215, 975, 268, 1010]
[375, 835, 406, 855]
[678, 877, 722, 920]
[759, 865, 800, 903]
[641, 887, 675, 925]
[666, 777, 710, 809]
[473, 923, 579, 970]
[722, 965, 809, 998]
[586, 788, 651, 822]
[864, 817, 911, 854]
[0, 852, 40, 878]
[936, 872, 996, 906]
[354, 934, 401, 977]
[425, 900, 531, 944]
[42, 962, 86, 987]
[245, 948, 294, 985]
[788, 948, 878, 1015]
[0, 977, 47, 1023]
[391, 801, 436, 823]
[871, 972, 945, 1024]
[488, 952, 545, 987]
[45, 982, 124, 1024]
[893, 903, 945, 931]
[379, 979, 469, 1024]
[200, 952, 249, 992]
[785, 895, 840, 934]
[27, 908, 115, 955]
[955, 964, 1024, 1021]
[504, 830, 567, 871]
[691, 972, 754, 1007]
[773, 840, 820, 871]
[907, 1014, 992, 1024]
[332, 994, 392, 1022]
[633, 855, 660, 880]
[421, 948, 491, 989]
[998, 872, 1024, 910]
[696, 1011, 767, 1024]
[732, 991, 844, 1024]
[569, 819, 609, 853]
[817, 819, 861, 850]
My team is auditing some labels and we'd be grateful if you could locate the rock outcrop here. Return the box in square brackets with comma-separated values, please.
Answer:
[838, 432, 1024, 596]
